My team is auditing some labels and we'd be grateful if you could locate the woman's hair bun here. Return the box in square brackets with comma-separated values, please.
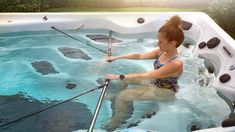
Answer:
[169, 15, 182, 27]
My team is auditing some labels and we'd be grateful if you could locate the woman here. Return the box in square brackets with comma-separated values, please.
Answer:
[105, 15, 184, 131]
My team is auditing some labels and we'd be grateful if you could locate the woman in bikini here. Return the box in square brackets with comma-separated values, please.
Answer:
[105, 15, 185, 131]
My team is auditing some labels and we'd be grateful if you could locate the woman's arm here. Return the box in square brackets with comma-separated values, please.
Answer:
[107, 48, 160, 62]
[106, 59, 183, 80]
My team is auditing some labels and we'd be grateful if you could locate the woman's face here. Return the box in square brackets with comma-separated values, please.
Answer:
[157, 32, 174, 52]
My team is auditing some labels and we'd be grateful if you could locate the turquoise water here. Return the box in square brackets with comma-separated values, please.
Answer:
[0, 29, 230, 132]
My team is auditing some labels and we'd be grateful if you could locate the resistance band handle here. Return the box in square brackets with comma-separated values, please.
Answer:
[104, 79, 110, 84]
[97, 79, 111, 89]
[106, 53, 112, 63]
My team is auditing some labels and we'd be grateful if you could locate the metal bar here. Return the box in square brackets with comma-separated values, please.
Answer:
[51, 26, 108, 54]
[108, 30, 112, 56]
[75, 24, 84, 30]
[88, 79, 110, 132]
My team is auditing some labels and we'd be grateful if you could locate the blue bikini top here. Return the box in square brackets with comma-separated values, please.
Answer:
[153, 52, 179, 70]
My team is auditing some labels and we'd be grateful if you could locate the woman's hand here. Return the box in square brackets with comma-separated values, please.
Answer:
[106, 56, 117, 63]
[106, 74, 119, 80]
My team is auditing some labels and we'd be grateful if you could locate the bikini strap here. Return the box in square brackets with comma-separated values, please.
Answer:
[166, 55, 179, 64]
[158, 52, 164, 58]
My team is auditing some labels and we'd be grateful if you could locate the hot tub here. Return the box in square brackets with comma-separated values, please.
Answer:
[0, 12, 234, 132]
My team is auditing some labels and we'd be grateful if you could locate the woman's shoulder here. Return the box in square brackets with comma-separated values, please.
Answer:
[170, 58, 183, 68]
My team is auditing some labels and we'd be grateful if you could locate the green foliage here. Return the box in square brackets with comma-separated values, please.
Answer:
[0, 0, 41, 12]
[46, 7, 201, 12]
[207, 0, 235, 38]
[47, 0, 69, 8]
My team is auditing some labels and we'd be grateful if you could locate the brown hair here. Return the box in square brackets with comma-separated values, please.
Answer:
[159, 15, 184, 48]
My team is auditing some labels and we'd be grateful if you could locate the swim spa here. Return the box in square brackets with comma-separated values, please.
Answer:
[0, 13, 234, 132]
